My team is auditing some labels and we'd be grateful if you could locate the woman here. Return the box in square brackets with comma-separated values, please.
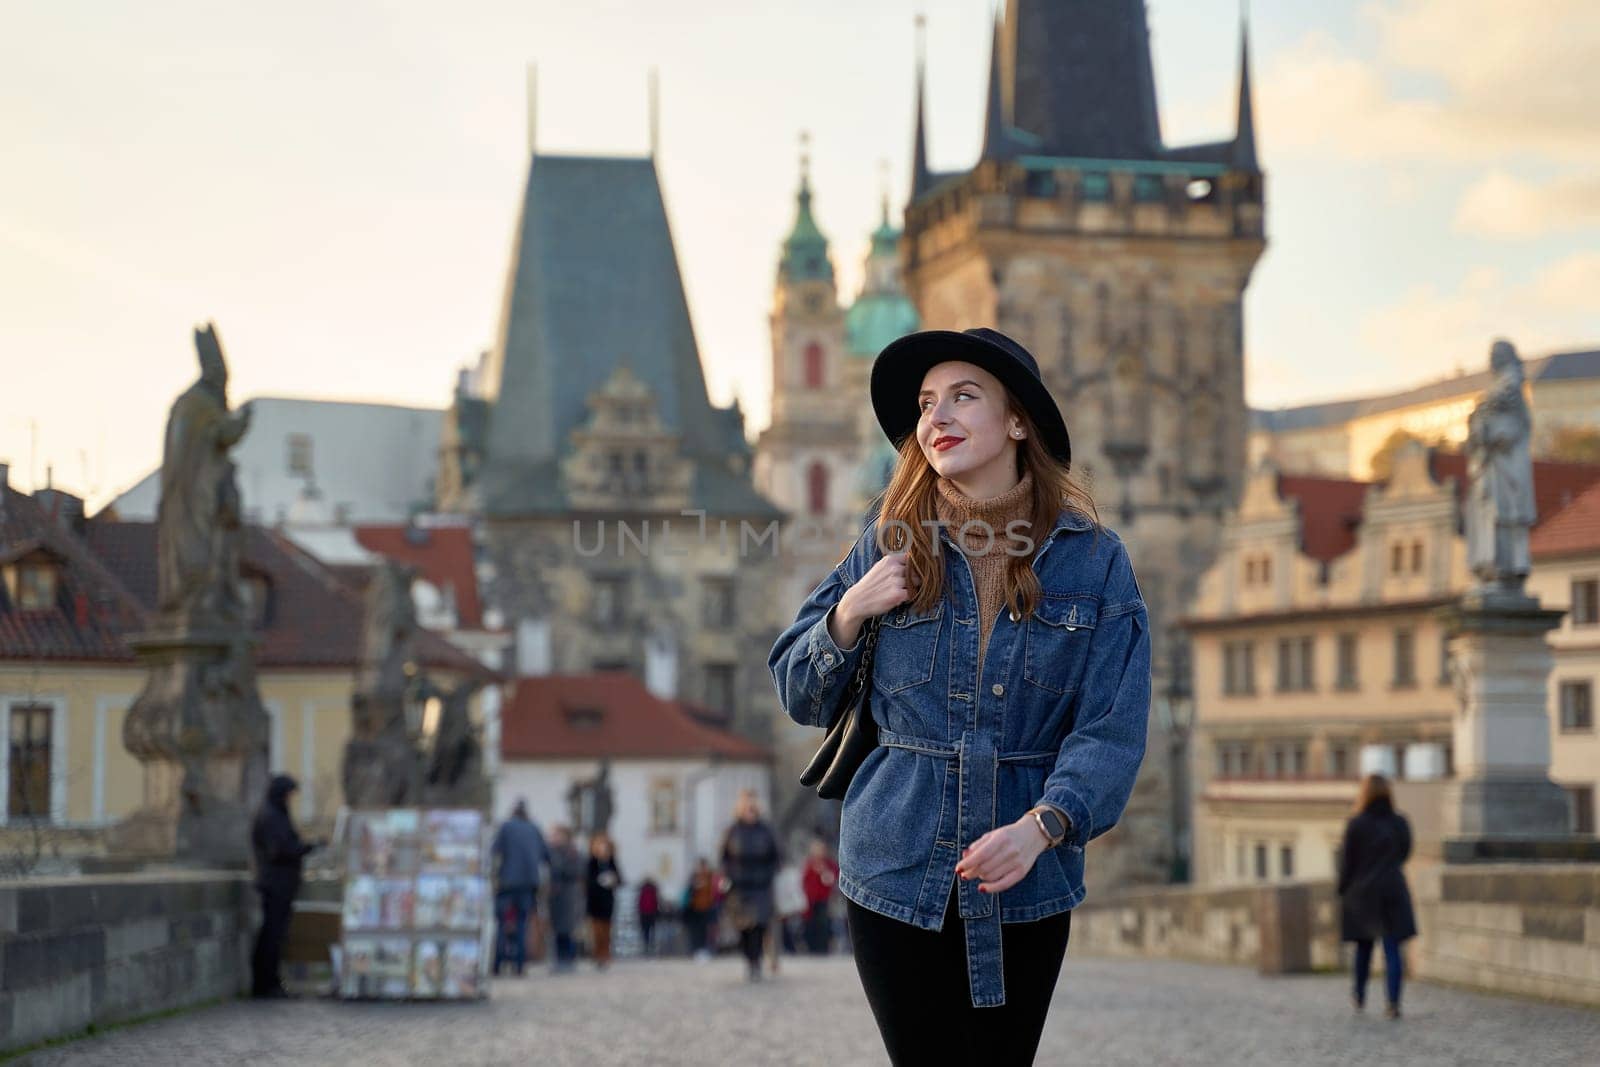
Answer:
[584, 833, 622, 970]
[720, 789, 781, 981]
[1338, 774, 1417, 1019]
[770, 328, 1150, 1065]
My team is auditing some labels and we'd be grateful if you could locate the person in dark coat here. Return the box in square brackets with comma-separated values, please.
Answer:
[545, 824, 583, 973]
[490, 798, 549, 976]
[720, 788, 781, 981]
[1338, 773, 1418, 1018]
[249, 774, 319, 998]
[585, 833, 622, 969]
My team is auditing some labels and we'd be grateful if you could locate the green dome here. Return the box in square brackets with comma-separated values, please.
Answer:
[846, 292, 920, 358]
[780, 181, 833, 284]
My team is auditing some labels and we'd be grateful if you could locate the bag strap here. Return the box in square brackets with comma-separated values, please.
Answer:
[837, 616, 881, 710]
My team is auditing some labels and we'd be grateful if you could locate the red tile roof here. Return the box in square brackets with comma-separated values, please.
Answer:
[83, 520, 489, 675]
[1276, 475, 1369, 563]
[501, 674, 769, 762]
[1274, 452, 1600, 564]
[353, 523, 485, 630]
[0, 486, 147, 662]
[1531, 480, 1600, 560]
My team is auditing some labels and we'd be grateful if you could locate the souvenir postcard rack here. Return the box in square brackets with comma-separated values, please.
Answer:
[338, 808, 492, 1000]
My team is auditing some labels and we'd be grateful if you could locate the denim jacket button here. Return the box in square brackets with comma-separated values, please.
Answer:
[823, 652, 835, 666]
[991, 683, 1004, 697]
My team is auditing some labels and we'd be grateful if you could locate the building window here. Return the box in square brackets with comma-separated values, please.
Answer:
[704, 663, 736, 717]
[806, 462, 829, 516]
[1264, 740, 1308, 780]
[649, 779, 678, 834]
[1275, 636, 1314, 692]
[1260, 556, 1272, 585]
[702, 577, 736, 629]
[1559, 680, 1594, 732]
[1244, 558, 1255, 585]
[1327, 741, 1351, 780]
[287, 432, 313, 478]
[3, 561, 59, 611]
[1392, 628, 1416, 688]
[1214, 740, 1252, 779]
[803, 342, 825, 388]
[1223, 641, 1255, 696]
[1253, 843, 1268, 880]
[1390, 543, 1404, 576]
[1572, 579, 1600, 627]
[7, 703, 53, 821]
[1410, 540, 1424, 574]
[1438, 632, 1453, 685]
[1280, 845, 1295, 879]
[1569, 787, 1596, 835]
[1335, 633, 1360, 691]
[591, 576, 628, 627]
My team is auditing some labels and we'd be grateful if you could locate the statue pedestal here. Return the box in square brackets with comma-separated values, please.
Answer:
[109, 627, 269, 867]
[1439, 596, 1574, 857]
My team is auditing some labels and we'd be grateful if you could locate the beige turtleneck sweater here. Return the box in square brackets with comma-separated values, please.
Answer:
[934, 471, 1034, 678]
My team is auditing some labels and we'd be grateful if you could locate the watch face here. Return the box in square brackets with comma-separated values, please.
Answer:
[1040, 809, 1066, 840]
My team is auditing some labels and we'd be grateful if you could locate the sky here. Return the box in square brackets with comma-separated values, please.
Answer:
[2, 0, 1598, 509]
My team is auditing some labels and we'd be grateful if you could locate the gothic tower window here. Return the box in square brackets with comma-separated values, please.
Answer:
[806, 461, 829, 516]
[803, 342, 825, 388]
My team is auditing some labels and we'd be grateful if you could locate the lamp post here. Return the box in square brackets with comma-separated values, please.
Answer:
[1159, 640, 1195, 883]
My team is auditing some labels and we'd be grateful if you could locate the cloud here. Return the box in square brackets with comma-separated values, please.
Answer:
[1259, 2, 1600, 165]
[1359, 255, 1600, 368]
[1453, 171, 1600, 238]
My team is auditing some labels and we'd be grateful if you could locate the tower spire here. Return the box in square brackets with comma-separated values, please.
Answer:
[910, 14, 932, 200]
[779, 130, 832, 285]
[648, 67, 660, 158]
[980, 8, 1011, 161]
[1232, 10, 1259, 172]
[526, 63, 538, 156]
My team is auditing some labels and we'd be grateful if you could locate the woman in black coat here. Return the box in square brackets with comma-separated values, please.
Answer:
[720, 789, 781, 982]
[585, 834, 622, 970]
[1337, 774, 1417, 1018]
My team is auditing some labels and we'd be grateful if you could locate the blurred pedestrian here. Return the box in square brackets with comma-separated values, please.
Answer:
[801, 837, 840, 954]
[586, 833, 622, 969]
[546, 824, 583, 973]
[637, 877, 661, 955]
[720, 789, 780, 981]
[490, 798, 549, 976]
[774, 861, 807, 964]
[682, 857, 720, 962]
[249, 774, 320, 998]
[1338, 773, 1417, 1019]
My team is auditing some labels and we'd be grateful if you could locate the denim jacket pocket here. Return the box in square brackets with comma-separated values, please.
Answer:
[871, 600, 945, 694]
[1022, 593, 1099, 695]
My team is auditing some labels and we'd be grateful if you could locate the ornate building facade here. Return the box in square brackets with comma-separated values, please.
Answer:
[900, 0, 1266, 886]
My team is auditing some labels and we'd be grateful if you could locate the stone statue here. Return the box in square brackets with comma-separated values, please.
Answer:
[155, 323, 253, 628]
[343, 561, 425, 807]
[1465, 339, 1536, 599]
[564, 760, 616, 836]
[115, 322, 270, 865]
[423, 677, 488, 808]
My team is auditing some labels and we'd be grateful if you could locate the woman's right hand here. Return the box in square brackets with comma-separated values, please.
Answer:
[829, 553, 914, 649]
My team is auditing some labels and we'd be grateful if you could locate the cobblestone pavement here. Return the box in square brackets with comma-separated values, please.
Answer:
[28, 955, 1600, 1067]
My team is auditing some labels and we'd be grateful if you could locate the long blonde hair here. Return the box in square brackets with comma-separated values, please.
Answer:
[874, 404, 1096, 620]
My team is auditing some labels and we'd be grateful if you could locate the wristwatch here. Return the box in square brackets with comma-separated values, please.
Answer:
[1029, 806, 1068, 848]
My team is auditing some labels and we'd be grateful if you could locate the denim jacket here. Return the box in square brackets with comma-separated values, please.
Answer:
[768, 510, 1150, 1007]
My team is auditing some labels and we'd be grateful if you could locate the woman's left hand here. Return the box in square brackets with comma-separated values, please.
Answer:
[955, 817, 1048, 894]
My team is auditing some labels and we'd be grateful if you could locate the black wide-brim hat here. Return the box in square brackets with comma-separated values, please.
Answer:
[871, 327, 1071, 465]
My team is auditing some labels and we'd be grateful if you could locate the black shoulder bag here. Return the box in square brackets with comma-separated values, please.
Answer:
[798, 617, 880, 801]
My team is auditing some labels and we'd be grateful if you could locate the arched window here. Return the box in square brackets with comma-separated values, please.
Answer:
[806, 461, 829, 516]
[803, 342, 825, 388]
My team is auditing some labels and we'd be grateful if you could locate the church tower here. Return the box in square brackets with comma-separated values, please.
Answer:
[903, 2, 1266, 887]
[754, 142, 860, 614]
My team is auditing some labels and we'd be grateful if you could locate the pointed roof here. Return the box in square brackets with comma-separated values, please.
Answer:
[501, 673, 768, 761]
[910, 32, 933, 200]
[988, 0, 1163, 162]
[478, 153, 774, 518]
[980, 13, 1018, 161]
[1233, 19, 1259, 172]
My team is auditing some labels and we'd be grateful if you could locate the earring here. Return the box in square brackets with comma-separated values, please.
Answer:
[1011, 430, 1024, 439]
